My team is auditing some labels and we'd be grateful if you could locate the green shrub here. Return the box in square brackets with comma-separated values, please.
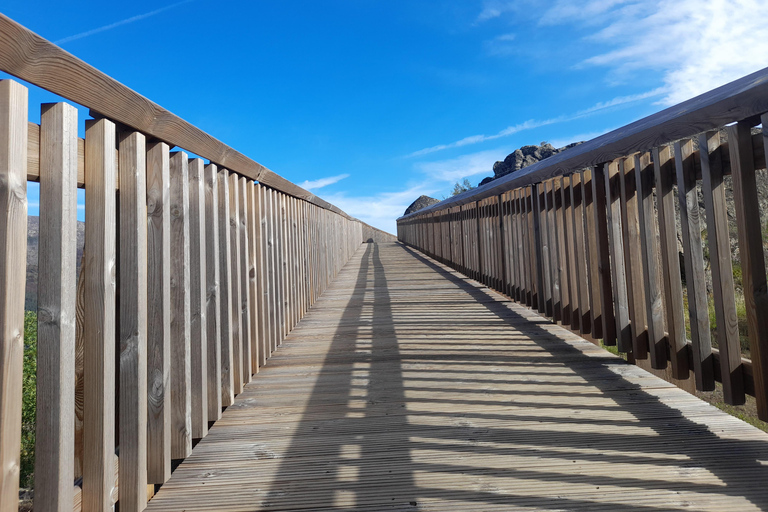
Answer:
[20, 311, 36, 488]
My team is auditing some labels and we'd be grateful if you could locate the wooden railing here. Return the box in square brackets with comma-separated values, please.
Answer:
[398, 66, 768, 423]
[0, 14, 393, 512]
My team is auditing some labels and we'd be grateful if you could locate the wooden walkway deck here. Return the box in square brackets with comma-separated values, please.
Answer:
[146, 242, 768, 511]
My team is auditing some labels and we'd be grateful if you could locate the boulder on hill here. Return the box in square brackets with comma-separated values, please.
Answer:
[404, 195, 440, 216]
[490, 141, 583, 181]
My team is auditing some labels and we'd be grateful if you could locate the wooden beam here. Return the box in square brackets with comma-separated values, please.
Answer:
[0, 79, 26, 512]
[83, 117, 117, 511]
[204, 164, 222, 421]
[35, 101, 76, 512]
[146, 141, 171, 484]
[117, 129, 148, 511]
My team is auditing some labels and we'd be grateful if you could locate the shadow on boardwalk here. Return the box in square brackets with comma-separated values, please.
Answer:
[149, 241, 768, 511]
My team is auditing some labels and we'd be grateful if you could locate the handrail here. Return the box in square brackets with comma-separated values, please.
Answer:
[399, 65, 768, 219]
[0, 13, 350, 218]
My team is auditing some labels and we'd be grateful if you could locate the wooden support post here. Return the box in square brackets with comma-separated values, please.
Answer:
[571, 173, 590, 335]
[699, 132, 744, 404]
[583, 169, 602, 339]
[228, 174, 243, 393]
[117, 129, 149, 511]
[604, 161, 631, 353]
[146, 141, 171, 483]
[203, 164, 222, 421]
[217, 169, 234, 406]
[83, 117, 117, 511]
[237, 176, 251, 382]
[618, 158, 648, 358]
[188, 159, 208, 437]
[653, 146, 689, 378]
[35, 101, 76, 511]
[169, 151, 192, 459]
[591, 165, 615, 345]
[633, 153, 667, 369]
[675, 140, 714, 390]
[728, 120, 768, 419]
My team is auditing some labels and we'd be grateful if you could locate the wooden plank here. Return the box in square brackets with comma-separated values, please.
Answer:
[674, 140, 715, 391]
[653, 146, 690, 378]
[203, 164, 222, 421]
[582, 169, 602, 338]
[590, 165, 616, 345]
[117, 129, 149, 511]
[262, 187, 275, 359]
[546, 181, 561, 322]
[633, 153, 667, 369]
[83, 117, 117, 511]
[146, 241, 768, 512]
[563, 177, 580, 331]
[169, 151, 192, 459]
[604, 161, 631, 353]
[555, 180, 570, 325]
[249, 182, 264, 372]
[532, 186, 547, 315]
[618, 157, 648, 358]
[228, 174, 243, 393]
[266, 188, 278, 355]
[188, 159, 208, 438]
[146, 141, 171, 484]
[728, 120, 768, 420]
[0, 80, 26, 512]
[238, 176, 252, 381]
[571, 173, 590, 335]
[699, 132, 744, 404]
[34, 101, 76, 512]
[217, 169, 234, 407]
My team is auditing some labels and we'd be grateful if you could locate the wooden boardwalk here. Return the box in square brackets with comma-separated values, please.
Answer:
[146, 242, 768, 512]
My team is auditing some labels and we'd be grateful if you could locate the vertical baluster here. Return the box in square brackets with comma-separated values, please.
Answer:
[203, 164, 222, 420]
[169, 151, 192, 459]
[217, 169, 234, 406]
[83, 116, 117, 511]
[117, 129, 148, 511]
[146, 141, 171, 483]
[728, 120, 768, 419]
[228, 174, 242, 393]
[238, 176, 251, 382]
[634, 153, 666, 368]
[699, 132, 743, 404]
[188, 159, 208, 437]
[653, 146, 689, 378]
[35, 101, 76, 511]
[604, 160, 632, 353]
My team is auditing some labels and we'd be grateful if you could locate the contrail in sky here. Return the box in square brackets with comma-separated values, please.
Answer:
[55, 0, 194, 44]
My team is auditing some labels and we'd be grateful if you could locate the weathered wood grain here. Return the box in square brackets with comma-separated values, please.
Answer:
[633, 153, 666, 369]
[217, 169, 234, 407]
[188, 158, 208, 438]
[170, 151, 192, 459]
[83, 117, 117, 511]
[117, 129, 149, 512]
[204, 164, 222, 421]
[604, 161, 631, 353]
[35, 101, 76, 512]
[228, 174, 243, 394]
[653, 146, 689, 379]
[699, 132, 743, 404]
[674, 140, 714, 391]
[146, 141, 172, 484]
[238, 176, 252, 382]
[728, 120, 768, 420]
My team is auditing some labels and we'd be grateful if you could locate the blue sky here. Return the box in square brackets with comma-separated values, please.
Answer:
[4, 0, 768, 234]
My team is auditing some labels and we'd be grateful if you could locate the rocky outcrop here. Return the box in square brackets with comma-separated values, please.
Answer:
[486, 141, 583, 184]
[404, 195, 440, 216]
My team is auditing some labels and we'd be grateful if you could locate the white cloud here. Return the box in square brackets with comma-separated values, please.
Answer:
[406, 88, 662, 157]
[495, 0, 768, 106]
[55, 0, 194, 44]
[298, 173, 350, 191]
[416, 148, 507, 183]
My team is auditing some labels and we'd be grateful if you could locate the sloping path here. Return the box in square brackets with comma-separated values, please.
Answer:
[147, 242, 768, 511]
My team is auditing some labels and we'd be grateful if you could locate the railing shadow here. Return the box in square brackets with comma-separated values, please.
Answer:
[260, 241, 768, 511]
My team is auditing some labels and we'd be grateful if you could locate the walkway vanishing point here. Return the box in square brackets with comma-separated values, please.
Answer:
[146, 242, 768, 511]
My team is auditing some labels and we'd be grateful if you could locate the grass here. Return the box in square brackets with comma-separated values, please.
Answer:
[21, 311, 37, 489]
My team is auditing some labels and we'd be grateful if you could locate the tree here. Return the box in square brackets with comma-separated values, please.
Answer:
[451, 178, 474, 196]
